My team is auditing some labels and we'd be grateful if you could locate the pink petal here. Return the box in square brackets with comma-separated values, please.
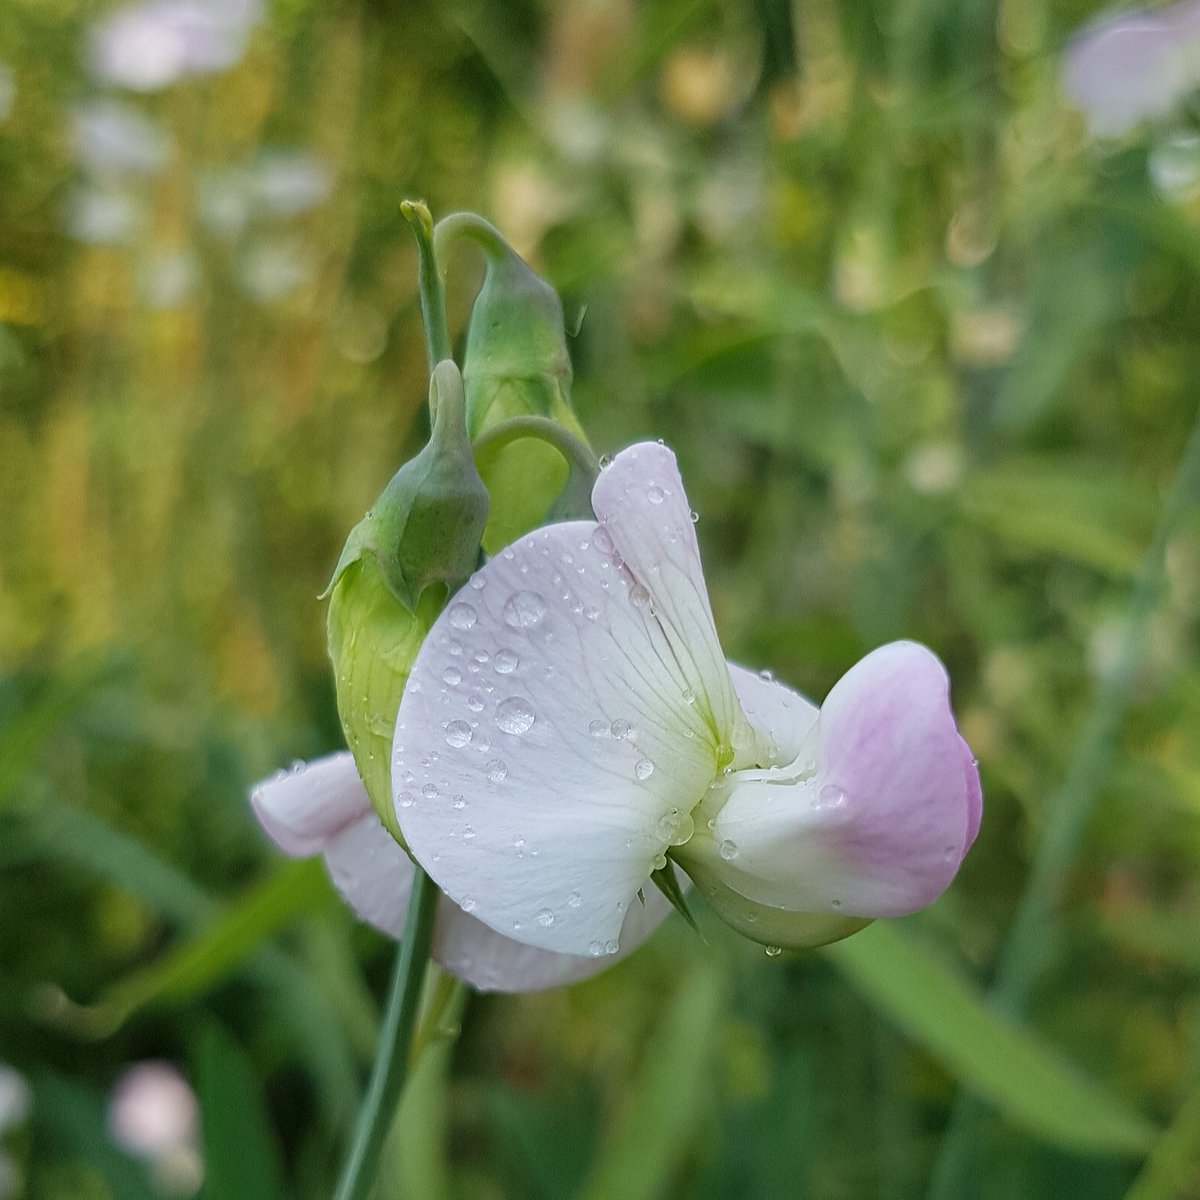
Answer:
[250, 752, 370, 857]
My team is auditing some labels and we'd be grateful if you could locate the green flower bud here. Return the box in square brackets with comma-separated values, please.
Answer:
[436, 214, 589, 550]
[325, 360, 488, 836]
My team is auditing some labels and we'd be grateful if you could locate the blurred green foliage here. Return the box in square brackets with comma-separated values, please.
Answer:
[4, 0, 1200, 1197]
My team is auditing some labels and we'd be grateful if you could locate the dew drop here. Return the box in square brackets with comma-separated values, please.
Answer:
[689, 509, 699, 524]
[567, 891, 582, 908]
[629, 583, 651, 609]
[462, 825, 475, 839]
[592, 526, 614, 554]
[536, 908, 556, 927]
[485, 759, 508, 783]
[598, 454, 612, 470]
[588, 940, 605, 957]
[815, 783, 846, 810]
[765, 945, 783, 958]
[605, 938, 619, 954]
[494, 648, 519, 674]
[397, 790, 415, 808]
[588, 719, 609, 737]
[467, 693, 485, 713]
[421, 783, 438, 800]
[469, 575, 486, 590]
[758, 668, 775, 682]
[831, 899, 842, 908]
[442, 666, 462, 686]
[447, 602, 477, 630]
[652, 851, 668, 871]
[584, 605, 600, 621]
[496, 697, 536, 735]
[504, 591, 547, 628]
[462, 896, 477, 913]
[445, 720, 472, 748]
[473, 649, 490, 664]
[682, 686, 696, 704]
[610, 718, 633, 740]
[513, 835, 525, 856]
[452, 794, 467, 809]
[719, 838, 739, 861]
[647, 483, 665, 504]
[634, 758, 655, 782]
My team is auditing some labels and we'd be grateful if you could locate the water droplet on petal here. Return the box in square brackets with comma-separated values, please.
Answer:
[758, 668, 775, 682]
[682, 686, 696, 704]
[447, 602, 477, 630]
[494, 648, 519, 674]
[831, 899, 842, 908]
[462, 825, 475, 839]
[462, 896, 477, 913]
[473, 649, 490, 664]
[445, 720, 472, 748]
[647, 484, 665, 504]
[598, 454, 612, 470]
[588, 940, 605, 956]
[421, 783, 438, 799]
[452, 794, 467, 809]
[589, 719, 609, 737]
[536, 908, 555, 927]
[605, 938, 618, 954]
[485, 759, 508, 783]
[592, 526, 614, 554]
[719, 839, 739, 861]
[567, 891, 582, 908]
[689, 509, 699, 523]
[634, 758, 655, 781]
[651, 851, 667, 871]
[629, 583, 651, 609]
[467, 693, 485, 713]
[765, 945, 782, 958]
[504, 591, 547, 628]
[397, 790, 415, 808]
[513, 835, 525, 856]
[610, 718, 633, 740]
[442, 666, 462, 686]
[496, 697, 536, 735]
[815, 783, 846, 811]
[470, 575, 486, 590]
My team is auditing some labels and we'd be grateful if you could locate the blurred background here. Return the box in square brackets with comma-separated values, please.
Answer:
[4, 0, 1200, 1197]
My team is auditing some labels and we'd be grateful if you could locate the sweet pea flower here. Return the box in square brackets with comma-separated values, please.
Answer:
[392, 442, 981, 955]
[251, 752, 673, 991]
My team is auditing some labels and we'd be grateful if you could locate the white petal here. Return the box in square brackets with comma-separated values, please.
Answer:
[394, 517, 720, 956]
[726, 663, 818, 766]
[324, 805, 673, 992]
[250, 752, 370, 856]
[592, 443, 747, 756]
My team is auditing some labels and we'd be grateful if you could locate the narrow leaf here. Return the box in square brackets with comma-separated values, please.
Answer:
[826, 923, 1157, 1155]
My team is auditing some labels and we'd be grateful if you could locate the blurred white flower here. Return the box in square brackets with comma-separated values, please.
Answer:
[1063, 1, 1200, 137]
[0, 1066, 30, 1200]
[88, 0, 262, 91]
[251, 151, 332, 216]
[108, 1061, 202, 1194]
[139, 249, 200, 308]
[196, 167, 252, 238]
[238, 238, 314, 301]
[64, 185, 143, 244]
[72, 99, 171, 175]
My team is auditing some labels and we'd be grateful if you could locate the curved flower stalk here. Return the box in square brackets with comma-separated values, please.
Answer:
[251, 752, 673, 992]
[392, 442, 981, 954]
[1063, 1, 1200, 137]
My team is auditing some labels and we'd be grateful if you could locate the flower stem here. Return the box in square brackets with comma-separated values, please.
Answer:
[332, 865, 440, 1200]
[925, 408, 1200, 1199]
[400, 200, 452, 375]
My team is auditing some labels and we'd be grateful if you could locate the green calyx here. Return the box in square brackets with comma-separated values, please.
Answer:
[325, 359, 488, 836]
[435, 213, 592, 549]
[325, 361, 489, 613]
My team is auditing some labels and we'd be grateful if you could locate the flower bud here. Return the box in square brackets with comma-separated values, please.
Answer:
[325, 360, 488, 836]
[437, 214, 589, 549]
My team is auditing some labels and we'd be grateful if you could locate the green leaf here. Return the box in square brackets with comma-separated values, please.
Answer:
[576, 960, 725, 1200]
[196, 1024, 285, 1200]
[80, 858, 332, 1035]
[826, 923, 1157, 1155]
[651, 858, 702, 938]
[1125, 1078, 1200, 1200]
[958, 459, 1157, 577]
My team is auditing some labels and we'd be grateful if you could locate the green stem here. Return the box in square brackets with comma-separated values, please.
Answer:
[332, 866, 439, 1200]
[926, 409, 1200, 1200]
[473, 414, 599, 484]
[432, 211, 510, 267]
[400, 201, 452, 375]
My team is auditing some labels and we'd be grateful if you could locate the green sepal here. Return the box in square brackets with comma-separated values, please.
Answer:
[651, 859, 704, 940]
[435, 213, 590, 550]
[326, 557, 444, 840]
[324, 361, 488, 612]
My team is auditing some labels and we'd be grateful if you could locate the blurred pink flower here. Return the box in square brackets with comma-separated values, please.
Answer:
[1063, 1, 1200, 136]
[108, 1061, 197, 1162]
